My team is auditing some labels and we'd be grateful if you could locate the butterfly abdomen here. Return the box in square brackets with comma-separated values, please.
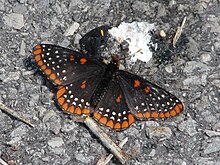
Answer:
[90, 60, 118, 107]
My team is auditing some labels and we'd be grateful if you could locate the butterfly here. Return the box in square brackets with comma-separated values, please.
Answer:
[33, 43, 184, 130]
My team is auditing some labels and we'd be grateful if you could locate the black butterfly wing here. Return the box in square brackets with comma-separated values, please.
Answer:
[116, 70, 184, 120]
[93, 81, 135, 130]
[33, 44, 106, 86]
[79, 25, 110, 56]
[55, 74, 104, 115]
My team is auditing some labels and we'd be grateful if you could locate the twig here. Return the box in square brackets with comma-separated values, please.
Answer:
[0, 102, 34, 127]
[173, 16, 187, 48]
[96, 137, 128, 165]
[83, 116, 130, 164]
[0, 157, 8, 165]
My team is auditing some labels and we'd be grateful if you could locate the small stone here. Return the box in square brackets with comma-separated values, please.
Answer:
[10, 125, 27, 138]
[200, 53, 211, 63]
[183, 61, 209, 73]
[3, 13, 24, 29]
[178, 117, 197, 136]
[48, 137, 64, 148]
[205, 130, 220, 137]
[211, 79, 220, 89]
[146, 126, 172, 139]
[148, 149, 156, 157]
[203, 138, 220, 154]
[0, 0, 5, 11]
[159, 30, 166, 38]
[213, 121, 220, 131]
[19, 40, 26, 56]
[164, 64, 173, 73]
[183, 74, 207, 86]
[75, 153, 94, 163]
[64, 22, 80, 36]
[3, 71, 21, 82]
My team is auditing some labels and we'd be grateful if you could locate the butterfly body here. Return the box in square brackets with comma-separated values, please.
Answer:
[33, 44, 184, 130]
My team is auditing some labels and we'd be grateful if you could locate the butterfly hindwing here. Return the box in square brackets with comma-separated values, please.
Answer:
[93, 81, 135, 130]
[116, 70, 184, 120]
[56, 74, 104, 115]
[33, 44, 106, 86]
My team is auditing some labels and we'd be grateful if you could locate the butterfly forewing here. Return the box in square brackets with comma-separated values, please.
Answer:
[33, 44, 106, 86]
[116, 71, 184, 120]
[93, 81, 135, 130]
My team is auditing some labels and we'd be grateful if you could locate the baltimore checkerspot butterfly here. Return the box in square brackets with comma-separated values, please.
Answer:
[33, 29, 184, 130]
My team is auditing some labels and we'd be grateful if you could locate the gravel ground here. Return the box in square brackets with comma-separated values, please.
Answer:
[0, 0, 220, 164]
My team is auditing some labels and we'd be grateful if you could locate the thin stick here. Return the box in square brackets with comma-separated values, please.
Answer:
[0, 157, 8, 165]
[83, 116, 130, 164]
[0, 102, 34, 127]
[96, 137, 128, 165]
[173, 16, 187, 48]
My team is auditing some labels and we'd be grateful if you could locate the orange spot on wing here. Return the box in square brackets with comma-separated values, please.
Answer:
[54, 79, 61, 85]
[69, 55, 75, 61]
[68, 106, 75, 113]
[45, 69, 52, 75]
[93, 112, 101, 120]
[62, 103, 68, 111]
[80, 58, 87, 64]
[56, 87, 66, 98]
[34, 45, 41, 49]
[165, 112, 170, 118]
[144, 86, 150, 93]
[99, 117, 107, 125]
[37, 60, 43, 66]
[122, 121, 129, 129]
[116, 94, 122, 103]
[170, 109, 177, 117]
[159, 112, 165, 118]
[151, 111, 158, 118]
[134, 80, 141, 87]
[128, 114, 135, 125]
[144, 112, 150, 118]
[41, 65, 46, 70]
[33, 49, 42, 55]
[175, 104, 181, 113]
[82, 108, 91, 114]
[177, 103, 183, 112]
[58, 97, 65, 105]
[50, 73, 56, 80]
[114, 122, 121, 129]
[81, 80, 86, 89]
[75, 107, 82, 115]
[136, 112, 143, 119]
[106, 120, 114, 128]
[35, 55, 41, 61]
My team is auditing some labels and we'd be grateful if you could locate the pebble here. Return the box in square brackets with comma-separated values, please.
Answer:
[3, 13, 24, 29]
[19, 40, 26, 56]
[183, 61, 209, 73]
[203, 138, 220, 154]
[183, 74, 207, 86]
[10, 125, 27, 138]
[212, 121, 220, 131]
[0, 0, 5, 11]
[211, 79, 220, 89]
[3, 71, 21, 82]
[178, 117, 197, 136]
[75, 153, 94, 163]
[64, 22, 80, 36]
[164, 64, 173, 73]
[200, 53, 212, 63]
[48, 137, 64, 148]
[145, 121, 172, 139]
[204, 130, 220, 137]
